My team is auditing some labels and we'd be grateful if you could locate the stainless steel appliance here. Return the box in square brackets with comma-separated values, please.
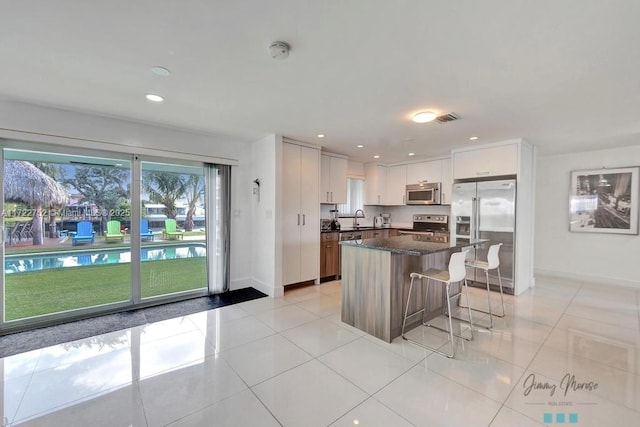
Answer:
[320, 219, 332, 231]
[397, 214, 449, 242]
[374, 215, 384, 228]
[452, 179, 516, 290]
[406, 182, 441, 205]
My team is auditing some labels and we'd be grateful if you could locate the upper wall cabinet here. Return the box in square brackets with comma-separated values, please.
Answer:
[320, 154, 347, 204]
[440, 158, 453, 205]
[386, 165, 407, 205]
[364, 163, 388, 205]
[452, 143, 518, 179]
[406, 160, 441, 184]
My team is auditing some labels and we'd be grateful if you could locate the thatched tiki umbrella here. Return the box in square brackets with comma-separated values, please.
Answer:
[3, 160, 70, 245]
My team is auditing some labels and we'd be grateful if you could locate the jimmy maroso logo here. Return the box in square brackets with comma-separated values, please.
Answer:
[523, 373, 599, 397]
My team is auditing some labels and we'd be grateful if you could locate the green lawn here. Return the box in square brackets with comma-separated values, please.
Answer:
[5, 257, 207, 321]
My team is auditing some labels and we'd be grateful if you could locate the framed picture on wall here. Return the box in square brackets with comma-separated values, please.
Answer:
[569, 166, 639, 234]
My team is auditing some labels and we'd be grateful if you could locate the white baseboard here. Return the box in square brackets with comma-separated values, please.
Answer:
[534, 268, 640, 290]
[230, 277, 251, 291]
[250, 278, 283, 297]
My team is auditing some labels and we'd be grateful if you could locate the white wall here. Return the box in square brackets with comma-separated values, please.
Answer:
[535, 145, 640, 288]
[0, 99, 254, 291]
[250, 135, 283, 296]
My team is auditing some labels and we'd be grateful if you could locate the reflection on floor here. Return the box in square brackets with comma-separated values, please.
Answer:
[2, 276, 640, 426]
[0, 288, 267, 358]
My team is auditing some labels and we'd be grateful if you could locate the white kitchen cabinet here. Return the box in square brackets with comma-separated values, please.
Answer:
[440, 158, 452, 205]
[283, 142, 320, 286]
[386, 165, 407, 205]
[406, 160, 441, 184]
[453, 144, 518, 179]
[364, 163, 388, 205]
[320, 154, 347, 204]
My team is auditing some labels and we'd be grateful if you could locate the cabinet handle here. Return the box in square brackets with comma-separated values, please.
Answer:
[303, 214, 306, 225]
[297, 214, 300, 225]
[442, 193, 446, 204]
[326, 192, 329, 202]
[378, 195, 380, 204]
[330, 191, 333, 202]
[403, 195, 406, 204]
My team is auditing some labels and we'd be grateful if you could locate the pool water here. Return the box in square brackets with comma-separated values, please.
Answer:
[5, 244, 206, 274]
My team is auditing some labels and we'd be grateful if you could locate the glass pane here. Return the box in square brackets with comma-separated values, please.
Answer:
[140, 162, 207, 298]
[3, 149, 132, 321]
[338, 178, 364, 216]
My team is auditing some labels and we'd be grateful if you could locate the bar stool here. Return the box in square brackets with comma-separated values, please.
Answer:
[401, 250, 474, 358]
[463, 243, 505, 328]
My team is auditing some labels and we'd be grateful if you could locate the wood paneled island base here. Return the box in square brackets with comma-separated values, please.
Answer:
[340, 236, 486, 343]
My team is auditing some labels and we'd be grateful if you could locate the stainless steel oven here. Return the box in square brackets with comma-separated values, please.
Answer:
[397, 214, 450, 242]
[406, 182, 441, 205]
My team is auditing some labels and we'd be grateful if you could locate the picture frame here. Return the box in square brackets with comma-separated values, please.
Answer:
[569, 167, 639, 234]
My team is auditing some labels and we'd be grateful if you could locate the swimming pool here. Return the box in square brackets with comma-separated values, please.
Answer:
[5, 244, 206, 274]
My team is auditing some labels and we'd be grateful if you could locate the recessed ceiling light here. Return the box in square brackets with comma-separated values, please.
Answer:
[469, 136, 479, 140]
[145, 94, 164, 102]
[356, 144, 364, 148]
[373, 155, 380, 159]
[151, 66, 171, 76]
[317, 134, 325, 138]
[408, 152, 415, 156]
[411, 111, 437, 123]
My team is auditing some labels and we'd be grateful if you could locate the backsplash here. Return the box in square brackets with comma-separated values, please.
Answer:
[320, 204, 451, 229]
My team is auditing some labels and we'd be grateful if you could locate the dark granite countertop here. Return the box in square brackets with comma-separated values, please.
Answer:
[339, 235, 488, 256]
[321, 226, 398, 234]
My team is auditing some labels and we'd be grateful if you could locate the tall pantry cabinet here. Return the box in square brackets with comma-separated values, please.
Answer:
[283, 142, 320, 286]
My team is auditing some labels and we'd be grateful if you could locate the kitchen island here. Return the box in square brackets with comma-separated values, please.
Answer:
[340, 235, 487, 343]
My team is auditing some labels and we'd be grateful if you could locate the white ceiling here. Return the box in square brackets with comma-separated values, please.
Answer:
[1, 1, 640, 163]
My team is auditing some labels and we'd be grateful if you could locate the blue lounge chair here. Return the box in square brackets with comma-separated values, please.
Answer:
[71, 221, 95, 246]
[140, 219, 154, 241]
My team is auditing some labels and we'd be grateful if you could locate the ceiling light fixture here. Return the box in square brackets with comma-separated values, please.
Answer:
[411, 111, 437, 123]
[469, 136, 479, 140]
[373, 155, 380, 159]
[317, 134, 325, 138]
[408, 152, 415, 156]
[151, 66, 171, 76]
[356, 144, 364, 148]
[145, 94, 164, 102]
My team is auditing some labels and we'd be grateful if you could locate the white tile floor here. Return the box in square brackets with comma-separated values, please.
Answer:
[2, 275, 640, 426]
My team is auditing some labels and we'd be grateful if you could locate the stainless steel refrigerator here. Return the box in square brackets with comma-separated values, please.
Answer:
[451, 179, 516, 290]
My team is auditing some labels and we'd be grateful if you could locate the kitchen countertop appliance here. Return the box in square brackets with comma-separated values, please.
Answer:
[381, 213, 392, 228]
[397, 214, 449, 242]
[452, 178, 516, 291]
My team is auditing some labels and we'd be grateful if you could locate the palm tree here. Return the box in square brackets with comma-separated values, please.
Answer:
[183, 175, 203, 231]
[143, 171, 186, 219]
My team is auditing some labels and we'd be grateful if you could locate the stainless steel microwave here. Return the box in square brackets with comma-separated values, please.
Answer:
[406, 182, 441, 205]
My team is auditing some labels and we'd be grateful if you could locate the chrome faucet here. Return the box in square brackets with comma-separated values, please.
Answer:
[353, 209, 365, 227]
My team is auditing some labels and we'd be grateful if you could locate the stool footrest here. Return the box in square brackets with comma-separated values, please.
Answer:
[424, 319, 473, 341]
[401, 336, 454, 358]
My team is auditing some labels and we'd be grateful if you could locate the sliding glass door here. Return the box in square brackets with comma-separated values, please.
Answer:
[140, 161, 207, 299]
[1, 142, 230, 332]
[2, 149, 132, 322]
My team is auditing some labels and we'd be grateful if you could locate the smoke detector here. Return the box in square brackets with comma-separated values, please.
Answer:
[269, 41, 290, 59]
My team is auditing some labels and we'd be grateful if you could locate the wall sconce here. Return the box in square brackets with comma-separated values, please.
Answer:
[253, 178, 260, 202]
